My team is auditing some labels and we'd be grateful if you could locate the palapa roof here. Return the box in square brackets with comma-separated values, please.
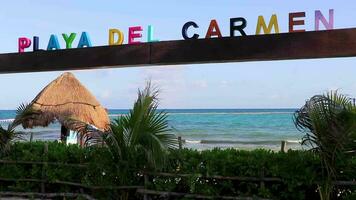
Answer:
[22, 72, 110, 131]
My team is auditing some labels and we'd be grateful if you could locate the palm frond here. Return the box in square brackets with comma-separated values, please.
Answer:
[294, 90, 356, 181]
[0, 103, 38, 154]
[107, 81, 178, 169]
[11, 103, 41, 130]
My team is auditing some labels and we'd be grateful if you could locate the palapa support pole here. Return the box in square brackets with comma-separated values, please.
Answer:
[61, 125, 69, 144]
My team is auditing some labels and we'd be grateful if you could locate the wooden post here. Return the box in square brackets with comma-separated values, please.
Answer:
[143, 173, 149, 200]
[281, 141, 287, 153]
[178, 136, 182, 150]
[41, 143, 48, 195]
[30, 132, 33, 143]
[260, 167, 265, 190]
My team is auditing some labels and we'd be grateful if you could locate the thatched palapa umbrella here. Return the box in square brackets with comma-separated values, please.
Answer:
[22, 72, 110, 145]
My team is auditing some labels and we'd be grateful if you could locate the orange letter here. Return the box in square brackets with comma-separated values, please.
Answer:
[205, 20, 222, 38]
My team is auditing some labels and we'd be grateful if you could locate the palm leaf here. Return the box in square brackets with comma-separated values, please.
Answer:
[294, 91, 356, 181]
[0, 103, 39, 154]
[107, 81, 178, 168]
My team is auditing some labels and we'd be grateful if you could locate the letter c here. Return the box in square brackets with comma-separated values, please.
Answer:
[182, 21, 199, 40]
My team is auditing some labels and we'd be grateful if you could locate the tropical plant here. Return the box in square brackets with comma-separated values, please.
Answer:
[68, 82, 178, 200]
[71, 82, 178, 167]
[106, 82, 178, 168]
[0, 103, 40, 153]
[294, 91, 356, 200]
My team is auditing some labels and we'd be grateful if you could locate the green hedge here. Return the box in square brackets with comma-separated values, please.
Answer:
[0, 142, 354, 200]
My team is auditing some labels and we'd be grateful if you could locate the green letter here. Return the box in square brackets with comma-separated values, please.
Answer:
[62, 33, 77, 49]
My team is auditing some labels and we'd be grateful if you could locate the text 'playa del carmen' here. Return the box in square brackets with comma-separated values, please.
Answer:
[18, 9, 334, 53]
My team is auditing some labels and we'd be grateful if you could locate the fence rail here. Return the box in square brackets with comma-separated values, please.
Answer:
[0, 142, 354, 199]
[137, 188, 272, 200]
[0, 192, 96, 200]
[144, 171, 282, 182]
[0, 159, 87, 168]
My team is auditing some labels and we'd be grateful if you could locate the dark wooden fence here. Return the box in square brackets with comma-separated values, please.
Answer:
[0, 144, 354, 199]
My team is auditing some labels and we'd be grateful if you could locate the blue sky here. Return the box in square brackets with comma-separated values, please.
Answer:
[0, 0, 355, 109]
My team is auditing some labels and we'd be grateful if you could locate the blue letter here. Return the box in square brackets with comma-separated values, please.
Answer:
[77, 32, 92, 48]
[147, 25, 159, 42]
[47, 35, 60, 50]
[33, 36, 40, 51]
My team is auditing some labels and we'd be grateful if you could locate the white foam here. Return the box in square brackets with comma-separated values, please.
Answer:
[0, 118, 14, 122]
[108, 114, 124, 117]
[185, 140, 201, 144]
[286, 140, 301, 143]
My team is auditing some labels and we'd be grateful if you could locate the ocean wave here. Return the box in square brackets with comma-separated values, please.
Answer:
[165, 112, 293, 115]
[285, 140, 301, 143]
[184, 139, 301, 145]
[0, 118, 14, 122]
[185, 140, 201, 144]
[107, 112, 295, 118]
[108, 114, 125, 117]
[108, 112, 293, 117]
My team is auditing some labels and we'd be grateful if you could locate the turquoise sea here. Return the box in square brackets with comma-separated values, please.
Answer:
[0, 109, 305, 150]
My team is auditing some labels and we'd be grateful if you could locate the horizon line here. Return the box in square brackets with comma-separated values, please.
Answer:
[0, 108, 299, 110]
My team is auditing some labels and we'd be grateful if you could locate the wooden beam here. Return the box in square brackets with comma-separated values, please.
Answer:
[1, 28, 356, 73]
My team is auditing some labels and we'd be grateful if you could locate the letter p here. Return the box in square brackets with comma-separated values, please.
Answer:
[18, 37, 31, 53]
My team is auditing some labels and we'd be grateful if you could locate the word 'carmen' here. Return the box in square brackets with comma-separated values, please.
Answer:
[182, 9, 334, 39]
[18, 25, 159, 53]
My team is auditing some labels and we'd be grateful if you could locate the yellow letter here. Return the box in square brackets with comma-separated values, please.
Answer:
[256, 14, 280, 35]
[109, 29, 124, 45]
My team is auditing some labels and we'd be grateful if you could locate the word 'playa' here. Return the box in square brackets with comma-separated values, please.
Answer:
[18, 25, 159, 53]
[18, 32, 92, 53]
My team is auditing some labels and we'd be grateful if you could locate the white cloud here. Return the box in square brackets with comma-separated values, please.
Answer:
[100, 89, 112, 99]
[220, 80, 230, 88]
[193, 80, 208, 88]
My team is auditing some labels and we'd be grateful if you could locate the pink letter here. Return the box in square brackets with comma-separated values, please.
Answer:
[128, 26, 143, 44]
[315, 9, 334, 31]
[18, 37, 32, 53]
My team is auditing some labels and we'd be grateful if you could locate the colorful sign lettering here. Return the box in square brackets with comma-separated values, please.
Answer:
[18, 9, 334, 53]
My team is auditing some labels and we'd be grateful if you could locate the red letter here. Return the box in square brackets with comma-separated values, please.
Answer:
[18, 37, 32, 53]
[289, 12, 306, 33]
[205, 20, 222, 38]
[128, 26, 143, 44]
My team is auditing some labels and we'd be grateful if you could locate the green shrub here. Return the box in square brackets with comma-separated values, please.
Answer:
[0, 142, 354, 200]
